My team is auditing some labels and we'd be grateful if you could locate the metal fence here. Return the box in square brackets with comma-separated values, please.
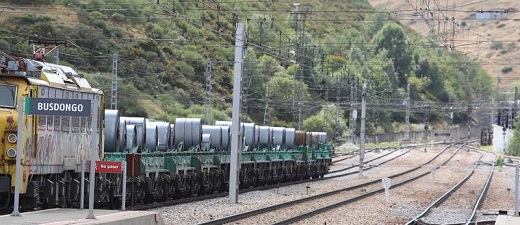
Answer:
[349, 126, 480, 144]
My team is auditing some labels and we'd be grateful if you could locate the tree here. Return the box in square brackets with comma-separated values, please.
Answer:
[302, 104, 347, 139]
[267, 70, 310, 123]
[363, 8, 391, 37]
[372, 23, 413, 87]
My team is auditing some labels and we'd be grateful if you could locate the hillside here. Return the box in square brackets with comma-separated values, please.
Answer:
[0, 0, 496, 137]
[367, 0, 520, 92]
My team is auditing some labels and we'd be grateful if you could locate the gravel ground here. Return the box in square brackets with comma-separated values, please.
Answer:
[155, 145, 513, 225]
[301, 145, 478, 225]
[419, 151, 496, 224]
[476, 160, 517, 221]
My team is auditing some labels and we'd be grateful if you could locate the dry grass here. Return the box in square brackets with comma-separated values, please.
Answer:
[368, 0, 520, 91]
[0, 4, 79, 29]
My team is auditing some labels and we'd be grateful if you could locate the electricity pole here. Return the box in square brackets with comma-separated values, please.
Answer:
[405, 83, 410, 140]
[111, 53, 118, 110]
[229, 23, 245, 204]
[359, 83, 367, 177]
[205, 58, 212, 124]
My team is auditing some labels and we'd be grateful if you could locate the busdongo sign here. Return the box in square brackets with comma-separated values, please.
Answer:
[25, 98, 91, 116]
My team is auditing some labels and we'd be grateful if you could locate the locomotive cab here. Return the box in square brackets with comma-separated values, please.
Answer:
[0, 54, 104, 210]
[0, 62, 31, 209]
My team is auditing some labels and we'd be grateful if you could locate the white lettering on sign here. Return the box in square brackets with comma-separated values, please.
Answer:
[37, 102, 84, 112]
[100, 164, 120, 169]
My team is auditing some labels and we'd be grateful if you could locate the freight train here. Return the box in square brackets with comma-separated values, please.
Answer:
[0, 53, 333, 210]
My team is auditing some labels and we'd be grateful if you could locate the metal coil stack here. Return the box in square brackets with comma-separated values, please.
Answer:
[104, 110, 328, 153]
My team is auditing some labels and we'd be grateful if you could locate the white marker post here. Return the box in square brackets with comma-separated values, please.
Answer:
[11, 97, 24, 216]
[382, 177, 391, 204]
[515, 165, 519, 216]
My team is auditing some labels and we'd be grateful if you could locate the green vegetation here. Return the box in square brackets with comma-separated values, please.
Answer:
[491, 41, 503, 50]
[0, 0, 494, 140]
[502, 66, 513, 73]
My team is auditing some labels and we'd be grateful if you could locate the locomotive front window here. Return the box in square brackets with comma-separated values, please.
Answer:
[0, 84, 17, 108]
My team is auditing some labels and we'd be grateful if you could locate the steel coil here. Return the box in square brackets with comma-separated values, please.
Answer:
[203, 125, 222, 150]
[144, 120, 158, 152]
[295, 130, 306, 146]
[153, 121, 171, 151]
[125, 125, 137, 151]
[174, 118, 186, 150]
[243, 123, 256, 149]
[258, 126, 271, 150]
[104, 110, 120, 152]
[121, 117, 147, 149]
[271, 127, 286, 147]
[201, 133, 211, 151]
[285, 128, 295, 149]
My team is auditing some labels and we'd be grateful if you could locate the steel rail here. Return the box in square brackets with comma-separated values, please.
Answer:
[328, 148, 401, 174]
[271, 145, 463, 225]
[406, 149, 489, 225]
[466, 158, 495, 224]
[197, 144, 458, 225]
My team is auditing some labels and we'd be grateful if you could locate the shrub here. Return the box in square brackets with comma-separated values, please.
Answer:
[11, 14, 53, 24]
[110, 13, 126, 23]
[490, 41, 503, 50]
[501, 66, 513, 73]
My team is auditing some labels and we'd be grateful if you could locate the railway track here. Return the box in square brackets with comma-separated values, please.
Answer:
[406, 150, 496, 225]
[133, 147, 410, 211]
[327, 148, 406, 175]
[196, 144, 461, 225]
[0, 146, 410, 214]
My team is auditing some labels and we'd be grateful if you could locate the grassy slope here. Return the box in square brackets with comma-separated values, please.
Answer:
[367, 0, 520, 92]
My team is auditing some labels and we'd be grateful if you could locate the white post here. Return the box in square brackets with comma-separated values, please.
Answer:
[80, 160, 85, 209]
[382, 178, 391, 204]
[122, 162, 126, 211]
[11, 97, 24, 216]
[229, 22, 245, 204]
[515, 165, 519, 216]
[87, 97, 98, 219]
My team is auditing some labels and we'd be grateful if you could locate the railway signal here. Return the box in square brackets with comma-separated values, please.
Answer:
[424, 115, 429, 131]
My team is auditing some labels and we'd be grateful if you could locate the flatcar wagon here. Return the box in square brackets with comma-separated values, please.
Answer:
[103, 115, 333, 204]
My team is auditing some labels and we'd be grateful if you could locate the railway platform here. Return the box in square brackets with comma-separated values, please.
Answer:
[496, 214, 520, 225]
[0, 208, 164, 225]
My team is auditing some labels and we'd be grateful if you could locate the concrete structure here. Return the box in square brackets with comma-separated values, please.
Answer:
[493, 124, 513, 153]
[0, 208, 164, 225]
[496, 215, 520, 225]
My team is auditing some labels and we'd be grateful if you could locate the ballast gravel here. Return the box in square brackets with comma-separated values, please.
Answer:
[155, 145, 516, 225]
